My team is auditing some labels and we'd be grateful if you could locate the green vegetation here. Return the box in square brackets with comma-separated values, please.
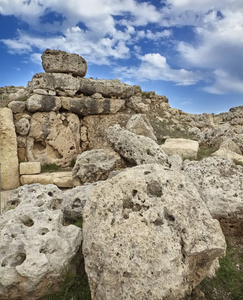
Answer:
[142, 91, 156, 98]
[73, 217, 83, 228]
[192, 239, 243, 300]
[18, 95, 28, 102]
[43, 269, 91, 300]
[41, 163, 59, 172]
[70, 159, 76, 168]
[197, 145, 218, 160]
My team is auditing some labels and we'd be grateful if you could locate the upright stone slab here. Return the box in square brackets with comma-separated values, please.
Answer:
[0, 108, 19, 189]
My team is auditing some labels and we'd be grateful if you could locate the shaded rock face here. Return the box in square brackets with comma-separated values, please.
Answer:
[183, 156, 243, 236]
[42, 49, 87, 77]
[0, 184, 82, 300]
[26, 94, 61, 112]
[0, 108, 19, 189]
[82, 164, 226, 300]
[106, 124, 168, 166]
[26, 111, 81, 167]
[72, 149, 122, 186]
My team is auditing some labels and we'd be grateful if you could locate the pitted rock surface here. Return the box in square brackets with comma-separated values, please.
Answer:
[42, 49, 87, 77]
[0, 184, 82, 300]
[184, 156, 243, 236]
[82, 164, 226, 300]
[72, 149, 122, 185]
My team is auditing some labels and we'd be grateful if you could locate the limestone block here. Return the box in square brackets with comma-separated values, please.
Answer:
[19, 162, 41, 175]
[106, 124, 168, 166]
[26, 94, 61, 112]
[20, 172, 73, 188]
[33, 89, 56, 96]
[72, 149, 122, 186]
[26, 112, 81, 167]
[212, 148, 243, 164]
[126, 114, 157, 141]
[61, 96, 125, 116]
[82, 164, 226, 300]
[42, 49, 87, 77]
[0, 184, 82, 300]
[83, 113, 131, 149]
[15, 118, 30, 136]
[0, 108, 19, 189]
[8, 101, 26, 113]
[184, 156, 243, 236]
[161, 138, 199, 159]
[79, 78, 141, 99]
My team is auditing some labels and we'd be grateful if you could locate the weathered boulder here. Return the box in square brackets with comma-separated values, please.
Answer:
[20, 171, 73, 188]
[82, 164, 226, 300]
[19, 162, 41, 175]
[62, 97, 125, 116]
[15, 117, 30, 136]
[62, 183, 100, 223]
[211, 148, 243, 164]
[161, 138, 199, 159]
[168, 154, 183, 171]
[0, 108, 19, 189]
[26, 112, 81, 167]
[26, 94, 61, 112]
[8, 101, 26, 113]
[72, 149, 122, 186]
[0, 184, 82, 300]
[106, 124, 168, 166]
[42, 49, 87, 77]
[126, 94, 149, 113]
[184, 156, 243, 236]
[126, 114, 157, 141]
[219, 138, 242, 155]
[79, 78, 141, 99]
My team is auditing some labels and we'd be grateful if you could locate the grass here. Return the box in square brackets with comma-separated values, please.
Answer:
[192, 239, 243, 300]
[43, 269, 91, 300]
[41, 163, 59, 172]
[197, 145, 218, 160]
[142, 91, 156, 98]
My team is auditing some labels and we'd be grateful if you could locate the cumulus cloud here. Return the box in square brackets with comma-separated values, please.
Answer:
[115, 53, 203, 86]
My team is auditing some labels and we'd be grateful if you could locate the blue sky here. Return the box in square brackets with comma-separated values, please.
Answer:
[0, 0, 243, 114]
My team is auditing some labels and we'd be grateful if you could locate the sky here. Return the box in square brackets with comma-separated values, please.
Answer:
[0, 0, 243, 114]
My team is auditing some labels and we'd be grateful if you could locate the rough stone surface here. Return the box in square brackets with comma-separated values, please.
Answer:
[20, 172, 73, 188]
[184, 156, 243, 236]
[168, 154, 183, 171]
[82, 164, 226, 300]
[42, 49, 87, 77]
[161, 138, 199, 159]
[79, 78, 141, 99]
[62, 97, 125, 116]
[219, 138, 242, 155]
[27, 73, 80, 95]
[8, 101, 26, 113]
[212, 148, 243, 164]
[72, 149, 122, 186]
[26, 94, 61, 112]
[0, 184, 82, 300]
[0, 108, 19, 189]
[15, 118, 30, 136]
[19, 162, 41, 175]
[62, 184, 100, 223]
[106, 124, 168, 166]
[126, 114, 157, 141]
[83, 114, 131, 150]
[26, 112, 81, 167]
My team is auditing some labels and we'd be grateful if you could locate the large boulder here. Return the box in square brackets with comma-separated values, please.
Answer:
[0, 184, 82, 300]
[15, 118, 30, 136]
[26, 112, 81, 167]
[184, 156, 243, 236]
[8, 101, 26, 113]
[79, 78, 141, 99]
[161, 138, 199, 159]
[62, 96, 125, 116]
[106, 124, 168, 166]
[42, 49, 87, 77]
[0, 108, 19, 189]
[72, 149, 122, 186]
[82, 164, 226, 300]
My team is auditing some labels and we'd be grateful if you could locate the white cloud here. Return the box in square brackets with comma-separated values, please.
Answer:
[115, 53, 203, 86]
